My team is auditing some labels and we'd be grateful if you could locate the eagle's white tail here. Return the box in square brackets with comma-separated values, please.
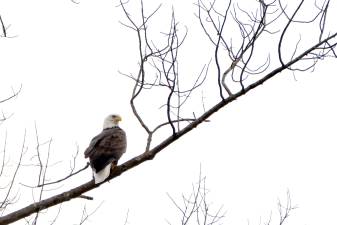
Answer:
[94, 164, 112, 184]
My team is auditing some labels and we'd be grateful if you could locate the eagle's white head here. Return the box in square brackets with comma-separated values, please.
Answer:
[103, 114, 122, 129]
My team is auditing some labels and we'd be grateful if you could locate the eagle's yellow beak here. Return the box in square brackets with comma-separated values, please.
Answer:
[116, 115, 122, 122]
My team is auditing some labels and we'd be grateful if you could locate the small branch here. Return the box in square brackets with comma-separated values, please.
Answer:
[123, 209, 130, 225]
[0, 15, 7, 37]
[278, 191, 297, 225]
[0, 131, 7, 177]
[278, 0, 304, 67]
[0, 130, 26, 212]
[152, 119, 210, 134]
[0, 85, 22, 104]
[49, 203, 62, 225]
[77, 201, 104, 225]
[37, 163, 90, 187]
[167, 168, 225, 224]
[78, 195, 93, 201]
[34, 122, 43, 186]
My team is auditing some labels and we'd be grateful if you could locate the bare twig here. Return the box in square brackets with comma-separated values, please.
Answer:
[278, 191, 297, 225]
[123, 209, 130, 225]
[49, 204, 62, 225]
[0, 131, 7, 177]
[77, 201, 104, 225]
[167, 168, 225, 225]
[32, 138, 52, 225]
[0, 85, 22, 104]
[278, 0, 305, 67]
[0, 15, 7, 37]
[0, 130, 26, 213]
[38, 163, 90, 187]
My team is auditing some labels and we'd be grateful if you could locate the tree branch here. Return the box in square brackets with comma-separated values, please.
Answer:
[1, 31, 335, 224]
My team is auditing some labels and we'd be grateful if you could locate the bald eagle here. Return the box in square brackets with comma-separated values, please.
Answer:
[84, 114, 127, 184]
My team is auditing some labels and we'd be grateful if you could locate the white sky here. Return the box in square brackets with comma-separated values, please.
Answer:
[1, 0, 337, 224]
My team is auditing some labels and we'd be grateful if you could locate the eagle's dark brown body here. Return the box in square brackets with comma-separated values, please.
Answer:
[84, 127, 127, 174]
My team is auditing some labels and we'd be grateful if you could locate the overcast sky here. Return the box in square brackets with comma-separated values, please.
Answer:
[1, 0, 337, 224]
